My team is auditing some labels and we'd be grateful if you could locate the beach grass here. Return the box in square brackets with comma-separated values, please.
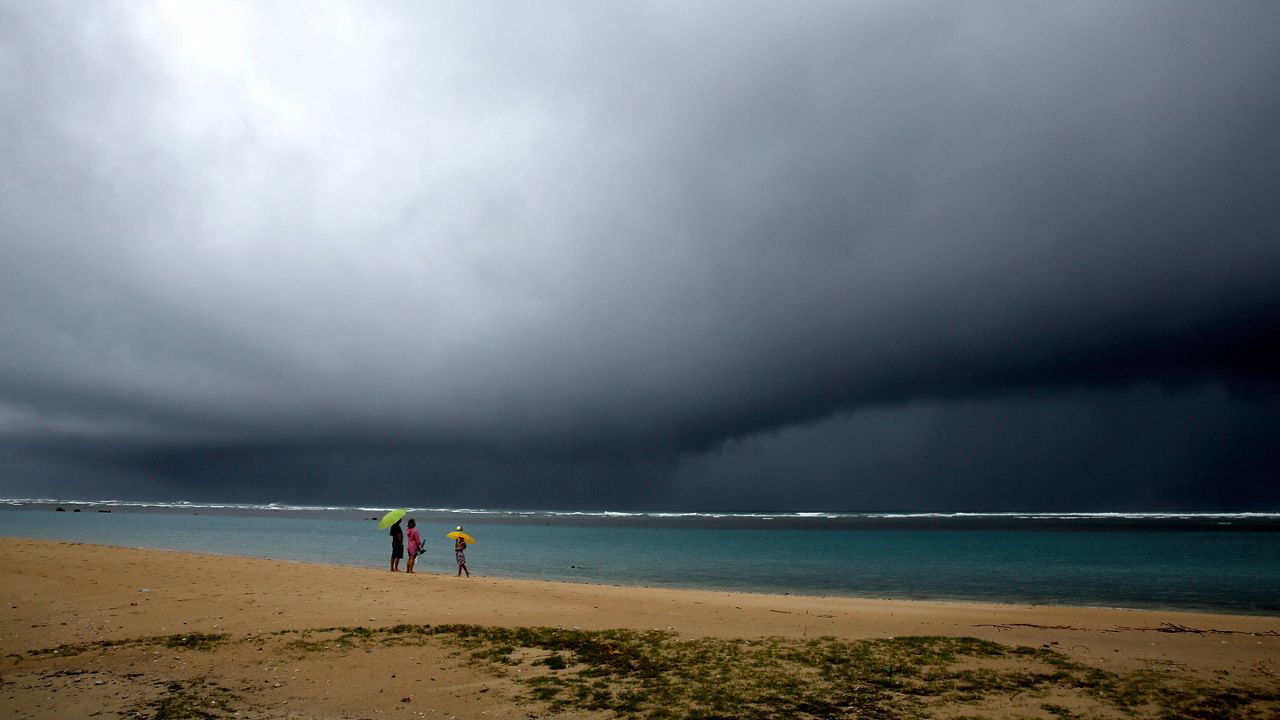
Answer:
[149, 680, 243, 720]
[428, 627, 1278, 719]
[25, 631, 229, 658]
[20, 624, 1280, 719]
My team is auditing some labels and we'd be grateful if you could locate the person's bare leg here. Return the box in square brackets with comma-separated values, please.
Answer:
[406, 555, 416, 573]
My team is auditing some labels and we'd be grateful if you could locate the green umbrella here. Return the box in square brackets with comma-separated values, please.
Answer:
[377, 508, 406, 529]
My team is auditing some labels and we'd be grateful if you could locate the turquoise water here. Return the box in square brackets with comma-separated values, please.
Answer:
[2, 505, 1279, 614]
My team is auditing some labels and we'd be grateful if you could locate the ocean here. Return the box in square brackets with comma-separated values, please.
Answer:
[3, 499, 1279, 615]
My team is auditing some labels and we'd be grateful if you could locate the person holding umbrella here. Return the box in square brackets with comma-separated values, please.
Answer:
[389, 520, 404, 572]
[379, 508, 408, 572]
[450, 525, 472, 577]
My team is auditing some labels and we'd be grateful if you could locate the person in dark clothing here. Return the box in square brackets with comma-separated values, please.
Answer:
[389, 520, 404, 572]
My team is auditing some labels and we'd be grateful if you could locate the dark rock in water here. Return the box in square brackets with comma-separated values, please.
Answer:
[55, 507, 66, 512]
[73, 508, 81, 512]
[98, 509, 112, 513]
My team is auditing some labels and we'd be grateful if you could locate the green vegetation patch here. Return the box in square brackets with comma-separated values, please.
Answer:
[25, 623, 1279, 719]
[28, 632, 229, 659]
[26, 637, 140, 658]
[162, 633, 229, 651]
[262, 623, 1279, 719]
[144, 678, 242, 720]
[422, 625, 1280, 720]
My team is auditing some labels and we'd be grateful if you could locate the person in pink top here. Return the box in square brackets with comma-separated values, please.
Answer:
[405, 518, 423, 574]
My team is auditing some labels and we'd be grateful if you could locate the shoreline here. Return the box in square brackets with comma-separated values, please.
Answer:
[5, 532, 1280, 618]
[4, 537, 1277, 651]
[4, 538, 1278, 718]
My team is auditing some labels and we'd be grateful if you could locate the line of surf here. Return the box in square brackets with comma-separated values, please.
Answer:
[3, 498, 1278, 521]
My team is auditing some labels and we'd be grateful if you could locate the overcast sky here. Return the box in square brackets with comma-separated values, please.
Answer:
[2, 1, 1278, 510]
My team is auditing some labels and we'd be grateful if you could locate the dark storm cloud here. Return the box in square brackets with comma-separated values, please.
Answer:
[1, 2, 1278, 505]
[666, 384, 1280, 511]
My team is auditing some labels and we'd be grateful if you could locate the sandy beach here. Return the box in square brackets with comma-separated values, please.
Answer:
[2, 537, 1277, 718]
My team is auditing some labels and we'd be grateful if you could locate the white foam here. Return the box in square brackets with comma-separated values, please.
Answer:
[2, 499, 1277, 522]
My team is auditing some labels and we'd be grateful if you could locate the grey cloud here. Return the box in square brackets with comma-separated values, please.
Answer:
[1, 2, 1278, 506]
[666, 384, 1280, 511]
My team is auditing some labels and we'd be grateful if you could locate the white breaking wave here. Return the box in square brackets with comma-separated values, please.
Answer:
[2, 499, 1278, 521]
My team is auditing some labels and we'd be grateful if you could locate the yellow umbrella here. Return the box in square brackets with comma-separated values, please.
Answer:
[377, 508, 406, 529]
[447, 530, 476, 544]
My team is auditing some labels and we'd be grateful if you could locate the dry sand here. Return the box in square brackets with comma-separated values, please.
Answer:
[2, 538, 1277, 718]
